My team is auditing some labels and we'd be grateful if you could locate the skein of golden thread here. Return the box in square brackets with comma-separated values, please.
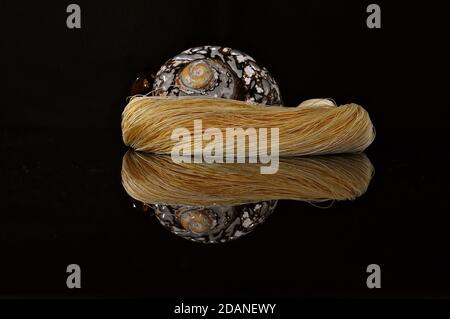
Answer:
[121, 151, 374, 207]
[121, 96, 375, 156]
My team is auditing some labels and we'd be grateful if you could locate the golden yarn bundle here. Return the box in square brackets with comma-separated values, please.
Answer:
[121, 96, 375, 156]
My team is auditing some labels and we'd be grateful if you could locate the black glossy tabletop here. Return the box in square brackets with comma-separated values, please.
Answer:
[1, 1, 449, 299]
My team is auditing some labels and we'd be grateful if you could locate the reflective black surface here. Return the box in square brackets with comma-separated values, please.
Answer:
[1, 0, 449, 298]
[2, 128, 449, 297]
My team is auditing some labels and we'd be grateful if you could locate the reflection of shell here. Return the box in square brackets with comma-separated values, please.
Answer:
[152, 46, 282, 105]
[148, 201, 276, 244]
[177, 208, 214, 234]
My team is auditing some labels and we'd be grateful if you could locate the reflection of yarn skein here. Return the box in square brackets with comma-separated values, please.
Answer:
[122, 152, 374, 207]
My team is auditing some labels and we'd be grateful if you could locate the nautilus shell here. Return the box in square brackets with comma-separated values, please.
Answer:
[129, 45, 285, 243]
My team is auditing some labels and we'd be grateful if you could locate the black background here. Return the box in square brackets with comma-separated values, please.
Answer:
[1, 0, 449, 299]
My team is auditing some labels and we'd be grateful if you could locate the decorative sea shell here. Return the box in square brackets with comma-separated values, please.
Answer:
[152, 46, 282, 105]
